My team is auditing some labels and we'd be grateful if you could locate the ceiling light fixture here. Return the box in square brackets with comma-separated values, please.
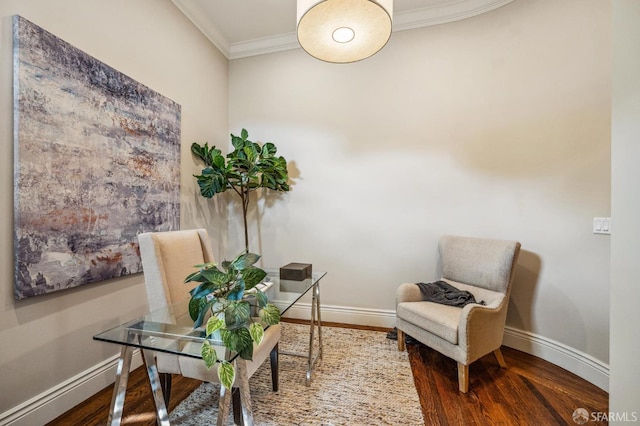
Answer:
[297, 0, 393, 64]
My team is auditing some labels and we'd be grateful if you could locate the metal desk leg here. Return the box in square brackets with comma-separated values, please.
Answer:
[306, 283, 317, 386]
[315, 282, 323, 360]
[280, 277, 325, 386]
[305, 281, 324, 386]
[107, 344, 134, 426]
[141, 348, 170, 426]
[237, 359, 254, 426]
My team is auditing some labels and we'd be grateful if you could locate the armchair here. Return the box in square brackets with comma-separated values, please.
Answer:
[395, 235, 520, 393]
[138, 229, 280, 423]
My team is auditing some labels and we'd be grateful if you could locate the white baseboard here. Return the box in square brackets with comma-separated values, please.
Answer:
[0, 350, 142, 426]
[503, 327, 609, 391]
[2, 305, 609, 424]
[278, 301, 610, 392]
[276, 301, 398, 328]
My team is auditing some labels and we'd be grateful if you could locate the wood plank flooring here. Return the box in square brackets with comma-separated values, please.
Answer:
[406, 340, 608, 425]
[47, 321, 608, 425]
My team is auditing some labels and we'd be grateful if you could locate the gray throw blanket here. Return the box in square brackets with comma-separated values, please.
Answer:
[416, 280, 485, 307]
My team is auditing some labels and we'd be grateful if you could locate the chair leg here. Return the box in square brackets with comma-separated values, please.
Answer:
[232, 388, 243, 426]
[494, 348, 507, 368]
[159, 373, 172, 408]
[457, 362, 469, 393]
[270, 343, 279, 392]
[397, 329, 405, 352]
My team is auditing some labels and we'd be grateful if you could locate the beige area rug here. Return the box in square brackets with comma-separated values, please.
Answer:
[169, 323, 424, 425]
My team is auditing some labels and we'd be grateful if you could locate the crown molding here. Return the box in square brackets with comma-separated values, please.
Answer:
[175, 0, 515, 60]
[230, 32, 300, 60]
[393, 0, 514, 31]
[171, 0, 231, 58]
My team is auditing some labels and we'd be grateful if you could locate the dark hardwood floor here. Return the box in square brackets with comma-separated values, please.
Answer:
[406, 340, 608, 425]
[47, 320, 608, 425]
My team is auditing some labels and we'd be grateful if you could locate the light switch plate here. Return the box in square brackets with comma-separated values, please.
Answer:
[593, 217, 611, 235]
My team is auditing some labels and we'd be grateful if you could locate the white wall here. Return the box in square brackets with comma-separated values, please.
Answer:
[229, 0, 611, 387]
[0, 0, 228, 423]
[610, 0, 640, 420]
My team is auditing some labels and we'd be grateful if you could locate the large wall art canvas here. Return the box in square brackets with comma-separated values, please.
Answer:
[13, 16, 181, 300]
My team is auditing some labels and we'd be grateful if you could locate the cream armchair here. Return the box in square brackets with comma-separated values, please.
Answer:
[396, 235, 520, 393]
[138, 229, 281, 423]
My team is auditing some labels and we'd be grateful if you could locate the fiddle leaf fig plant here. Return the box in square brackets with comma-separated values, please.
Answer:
[191, 129, 290, 252]
[185, 251, 281, 390]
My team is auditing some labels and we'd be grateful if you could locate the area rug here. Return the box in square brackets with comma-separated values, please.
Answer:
[169, 323, 424, 425]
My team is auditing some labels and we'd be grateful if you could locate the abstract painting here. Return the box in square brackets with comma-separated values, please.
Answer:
[13, 16, 181, 299]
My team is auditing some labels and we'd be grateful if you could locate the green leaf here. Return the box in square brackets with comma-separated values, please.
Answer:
[249, 322, 264, 345]
[263, 174, 275, 184]
[189, 282, 217, 300]
[254, 288, 268, 309]
[232, 252, 260, 270]
[224, 302, 251, 330]
[185, 270, 202, 283]
[189, 296, 208, 322]
[244, 146, 258, 163]
[185, 262, 219, 283]
[191, 143, 206, 161]
[259, 304, 281, 325]
[226, 278, 245, 301]
[201, 340, 218, 369]
[195, 262, 218, 269]
[218, 361, 235, 390]
[237, 335, 254, 360]
[191, 143, 222, 168]
[231, 135, 244, 150]
[262, 142, 276, 156]
[241, 128, 249, 140]
[241, 267, 267, 289]
[194, 299, 214, 328]
[213, 153, 225, 169]
[200, 268, 229, 286]
[221, 327, 254, 360]
[195, 168, 228, 198]
[205, 316, 225, 336]
[224, 266, 238, 282]
[228, 157, 254, 172]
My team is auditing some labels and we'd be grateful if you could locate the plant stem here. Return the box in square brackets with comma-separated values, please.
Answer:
[241, 185, 249, 252]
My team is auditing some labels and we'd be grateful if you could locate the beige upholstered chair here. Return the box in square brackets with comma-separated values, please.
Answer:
[138, 229, 281, 422]
[396, 235, 521, 393]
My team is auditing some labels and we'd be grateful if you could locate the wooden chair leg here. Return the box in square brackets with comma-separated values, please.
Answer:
[494, 348, 507, 368]
[457, 362, 469, 393]
[232, 387, 243, 426]
[397, 329, 405, 352]
[159, 373, 172, 408]
[270, 343, 279, 392]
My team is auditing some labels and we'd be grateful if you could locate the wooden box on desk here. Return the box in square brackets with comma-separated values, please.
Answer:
[279, 262, 312, 281]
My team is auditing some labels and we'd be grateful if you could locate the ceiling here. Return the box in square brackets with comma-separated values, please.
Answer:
[171, 0, 514, 59]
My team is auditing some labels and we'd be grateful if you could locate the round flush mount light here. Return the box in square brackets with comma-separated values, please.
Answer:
[297, 0, 393, 64]
[332, 27, 355, 43]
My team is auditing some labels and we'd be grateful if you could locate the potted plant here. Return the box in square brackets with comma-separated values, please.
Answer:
[185, 251, 281, 390]
[191, 129, 290, 252]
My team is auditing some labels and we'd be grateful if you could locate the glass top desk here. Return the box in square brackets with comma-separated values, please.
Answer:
[94, 268, 326, 426]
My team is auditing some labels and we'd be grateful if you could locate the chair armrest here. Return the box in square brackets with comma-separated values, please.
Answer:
[396, 283, 422, 305]
[458, 302, 509, 364]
